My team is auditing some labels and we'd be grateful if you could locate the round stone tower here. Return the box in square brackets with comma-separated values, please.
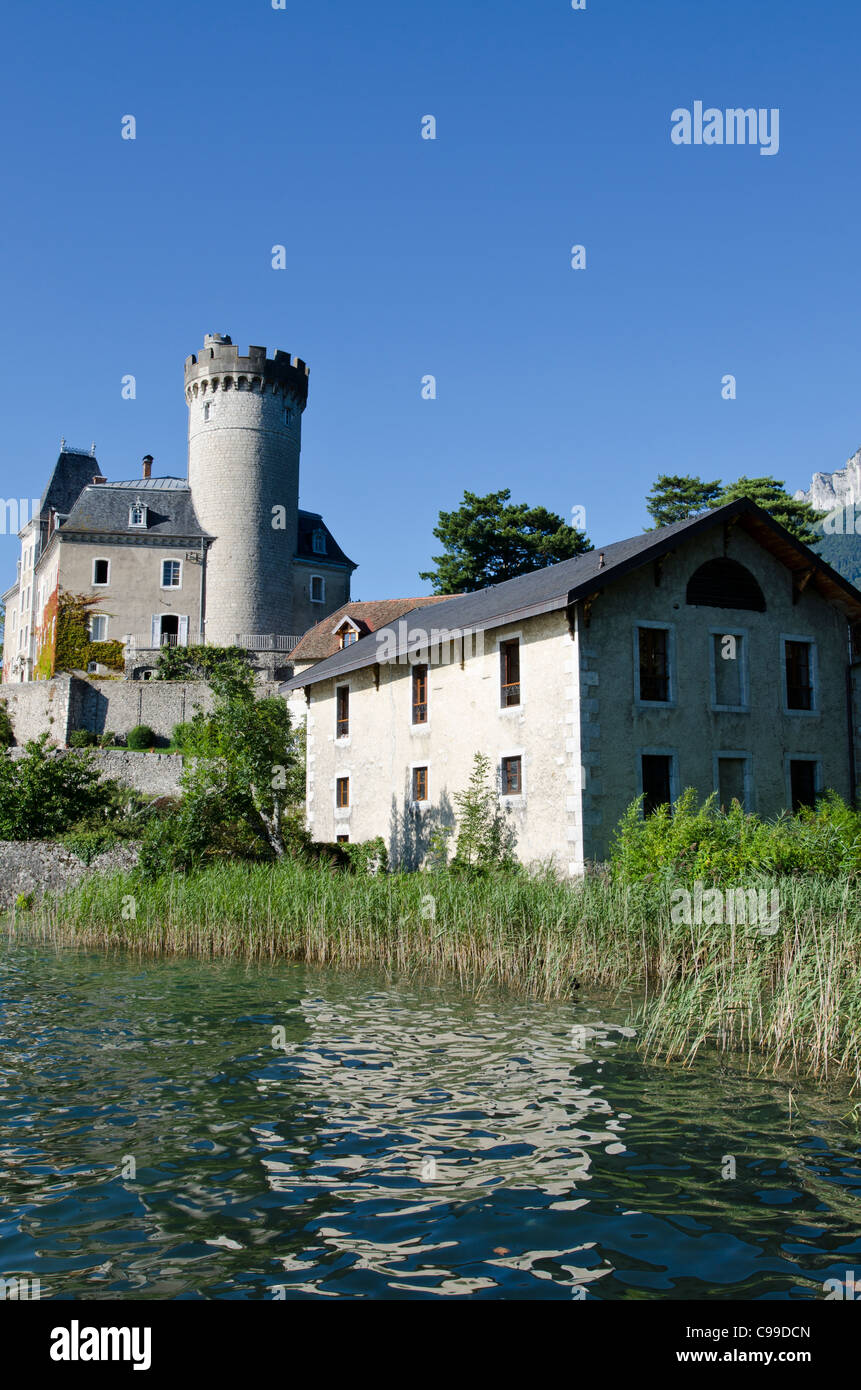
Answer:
[184, 333, 310, 646]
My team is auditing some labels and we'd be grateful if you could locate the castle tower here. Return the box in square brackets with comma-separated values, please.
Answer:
[184, 334, 310, 646]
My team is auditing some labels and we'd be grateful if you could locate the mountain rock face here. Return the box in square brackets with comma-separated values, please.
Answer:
[795, 448, 861, 510]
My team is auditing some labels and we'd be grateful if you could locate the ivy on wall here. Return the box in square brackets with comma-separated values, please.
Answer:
[33, 587, 59, 680]
[53, 591, 125, 676]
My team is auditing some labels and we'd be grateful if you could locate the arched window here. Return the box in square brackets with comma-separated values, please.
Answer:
[686, 558, 766, 611]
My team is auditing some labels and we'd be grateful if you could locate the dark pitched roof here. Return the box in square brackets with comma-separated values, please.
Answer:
[290, 596, 458, 664]
[296, 510, 356, 570]
[282, 498, 861, 691]
[59, 477, 210, 539]
[39, 449, 103, 522]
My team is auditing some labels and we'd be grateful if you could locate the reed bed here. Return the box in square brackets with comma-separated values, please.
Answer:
[10, 862, 861, 1089]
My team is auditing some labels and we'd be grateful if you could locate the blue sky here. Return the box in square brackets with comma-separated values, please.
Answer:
[2, 0, 860, 599]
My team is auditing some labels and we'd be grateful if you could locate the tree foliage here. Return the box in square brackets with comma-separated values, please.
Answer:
[713, 476, 823, 546]
[420, 489, 592, 594]
[450, 752, 518, 873]
[138, 665, 296, 874]
[645, 475, 722, 528]
[645, 473, 824, 545]
[0, 736, 113, 839]
[154, 644, 253, 682]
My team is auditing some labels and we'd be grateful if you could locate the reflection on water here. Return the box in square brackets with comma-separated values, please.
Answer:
[0, 940, 860, 1300]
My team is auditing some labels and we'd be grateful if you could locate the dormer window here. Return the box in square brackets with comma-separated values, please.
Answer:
[129, 500, 147, 528]
[334, 618, 360, 649]
[312, 528, 327, 555]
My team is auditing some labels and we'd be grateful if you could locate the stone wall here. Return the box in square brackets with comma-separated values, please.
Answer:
[0, 674, 76, 743]
[8, 746, 184, 796]
[1, 674, 282, 745]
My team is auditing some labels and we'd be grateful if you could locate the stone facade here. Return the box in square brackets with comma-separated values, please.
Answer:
[2, 333, 357, 684]
[287, 504, 861, 873]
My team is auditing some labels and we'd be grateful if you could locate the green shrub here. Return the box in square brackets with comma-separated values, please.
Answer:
[169, 721, 195, 752]
[127, 725, 157, 750]
[69, 729, 98, 748]
[610, 787, 861, 884]
[60, 828, 119, 864]
[0, 735, 113, 839]
[342, 836, 389, 875]
[0, 699, 14, 748]
[99, 730, 116, 748]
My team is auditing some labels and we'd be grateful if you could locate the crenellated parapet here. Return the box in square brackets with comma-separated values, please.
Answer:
[183, 333, 309, 407]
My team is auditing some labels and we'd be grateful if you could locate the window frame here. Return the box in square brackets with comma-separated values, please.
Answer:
[412, 663, 428, 725]
[708, 627, 750, 713]
[411, 764, 429, 804]
[335, 775, 351, 810]
[335, 684, 350, 740]
[498, 635, 522, 709]
[310, 574, 325, 604]
[161, 558, 183, 590]
[92, 557, 110, 587]
[781, 634, 818, 716]
[633, 621, 676, 708]
[636, 746, 679, 816]
[712, 749, 754, 813]
[785, 755, 820, 812]
[89, 614, 109, 643]
[500, 750, 524, 799]
[128, 502, 147, 528]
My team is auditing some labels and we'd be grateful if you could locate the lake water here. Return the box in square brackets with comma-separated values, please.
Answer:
[1, 938, 859, 1300]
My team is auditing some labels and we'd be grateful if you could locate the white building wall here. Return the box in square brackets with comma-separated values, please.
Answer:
[304, 612, 579, 872]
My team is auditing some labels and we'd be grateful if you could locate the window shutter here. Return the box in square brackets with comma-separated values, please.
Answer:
[178, 615, 189, 646]
[151, 615, 160, 646]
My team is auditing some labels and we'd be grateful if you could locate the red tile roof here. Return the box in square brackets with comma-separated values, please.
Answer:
[291, 596, 456, 664]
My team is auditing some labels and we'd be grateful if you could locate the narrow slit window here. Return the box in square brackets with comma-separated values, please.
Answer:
[336, 776, 350, 808]
[785, 640, 813, 711]
[412, 664, 428, 724]
[500, 639, 521, 707]
[336, 686, 349, 738]
[412, 766, 428, 802]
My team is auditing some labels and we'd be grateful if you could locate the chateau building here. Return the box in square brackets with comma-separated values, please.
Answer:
[284, 499, 861, 873]
[2, 334, 355, 683]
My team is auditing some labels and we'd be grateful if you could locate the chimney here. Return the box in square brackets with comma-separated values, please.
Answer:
[142, 455, 153, 479]
[92, 475, 107, 485]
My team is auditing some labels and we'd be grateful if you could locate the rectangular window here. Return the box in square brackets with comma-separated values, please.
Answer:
[412, 664, 428, 724]
[412, 766, 428, 802]
[638, 627, 670, 702]
[711, 632, 746, 709]
[310, 575, 325, 603]
[500, 639, 521, 707]
[789, 759, 817, 812]
[501, 754, 522, 796]
[93, 558, 109, 586]
[336, 834, 349, 843]
[162, 560, 182, 588]
[785, 640, 813, 711]
[641, 754, 672, 815]
[336, 776, 350, 808]
[90, 615, 108, 642]
[717, 756, 747, 811]
[336, 685, 349, 738]
[203, 401, 211, 421]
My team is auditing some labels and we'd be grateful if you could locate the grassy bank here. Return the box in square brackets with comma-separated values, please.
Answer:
[9, 860, 861, 1090]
